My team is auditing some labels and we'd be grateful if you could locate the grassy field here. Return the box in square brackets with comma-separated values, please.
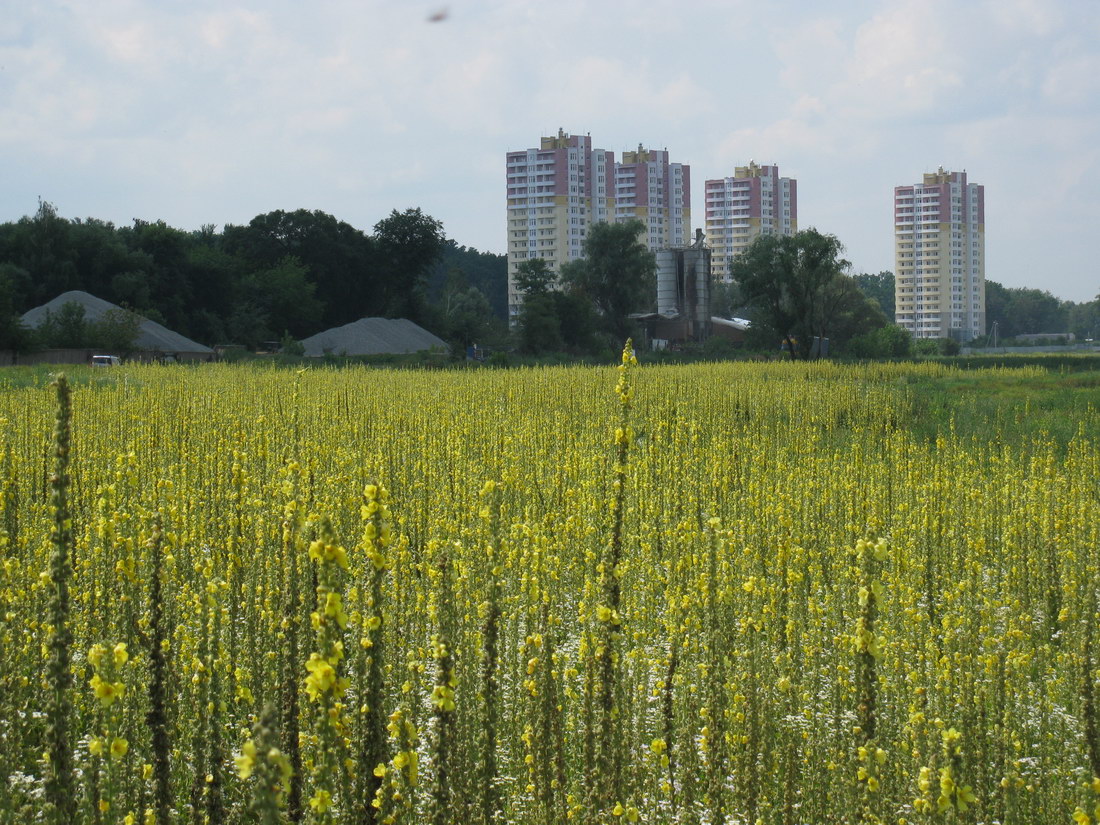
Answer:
[0, 354, 1098, 824]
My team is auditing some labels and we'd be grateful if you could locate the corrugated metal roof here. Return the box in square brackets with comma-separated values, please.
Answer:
[300, 317, 447, 357]
[21, 290, 213, 353]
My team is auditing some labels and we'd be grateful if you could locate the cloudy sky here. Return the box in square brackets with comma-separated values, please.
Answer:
[2, 0, 1098, 302]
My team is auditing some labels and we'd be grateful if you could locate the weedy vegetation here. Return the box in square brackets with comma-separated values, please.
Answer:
[0, 351, 1098, 824]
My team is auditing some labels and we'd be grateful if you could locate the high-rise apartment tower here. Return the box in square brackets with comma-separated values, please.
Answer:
[506, 130, 690, 321]
[894, 168, 985, 341]
[704, 162, 797, 282]
[616, 146, 691, 250]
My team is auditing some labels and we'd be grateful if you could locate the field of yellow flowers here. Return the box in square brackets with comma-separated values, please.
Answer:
[1, 352, 1098, 825]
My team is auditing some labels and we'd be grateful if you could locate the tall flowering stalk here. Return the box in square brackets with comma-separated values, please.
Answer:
[44, 375, 75, 824]
[356, 483, 394, 825]
[853, 537, 888, 824]
[478, 479, 504, 825]
[304, 517, 352, 824]
[279, 461, 307, 822]
[427, 547, 457, 825]
[85, 641, 130, 819]
[592, 341, 638, 817]
[144, 521, 172, 825]
[236, 702, 294, 825]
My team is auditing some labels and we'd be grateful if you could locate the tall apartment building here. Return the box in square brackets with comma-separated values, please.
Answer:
[704, 161, 797, 282]
[506, 130, 690, 321]
[894, 168, 985, 341]
[616, 146, 691, 250]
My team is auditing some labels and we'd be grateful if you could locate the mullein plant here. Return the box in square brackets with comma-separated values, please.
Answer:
[304, 517, 352, 824]
[591, 341, 638, 820]
[427, 546, 457, 825]
[355, 483, 394, 825]
[236, 702, 294, 825]
[477, 479, 504, 825]
[853, 537, 889, 825]
[44, 375, 76, 825]
[370, 708, 419, 823]
[84, 641, 131, 820]
[701, 518, 730, 823]
[143, 522, 172, 825]
[279, 461, 307, 822]
[1074, 589, 1100, 825]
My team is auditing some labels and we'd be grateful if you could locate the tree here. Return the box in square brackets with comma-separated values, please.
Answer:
[846, 324, 912, 359]
[223, 209, 375, 327]
[984, 280, 1070, 339]
[513, 258, 556, 296]
[36, 301, 90, 348]
[730, 229, 853, 360]
[240, 256, 323, 339]
[711, 279, 744, 319]
[817, 275, 887, 350]
[560, 219, 655, 343]
[1068, 294, 1100, 341]
[90, 307, 142, 355]
[372, 208, 446, 323]
[853, 271, 895, 319]
[512, 257, 601, 355]
[0, 265, 33, 351]
[426, 241, 508, 320]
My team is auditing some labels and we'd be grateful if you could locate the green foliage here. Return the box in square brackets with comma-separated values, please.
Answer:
[731, 229, 872, 359]
[710, 280, 744, 320]
[426, 241, 507, 320]
[560, 219, 656, 342]
[516, 284, 599, 356]
[513, 258, 556, 296]
[852, 271, 895, 319]
[241, 256, 322, 339]
[985, 280, 1072, 337]
[845, 324, 912, 359]
[280, 331, 305, 356]
[372, 208, 447, 324]
[0, 266, 33, 352]
[33, 301, 142, 353]
[517, 292, 564, 354]
[912, 337, 960, 356]
[93, 307, 143, 355]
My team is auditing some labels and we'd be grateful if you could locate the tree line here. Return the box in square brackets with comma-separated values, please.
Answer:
[4, 199, 1094, 360]
[0, 201, 507, 352]
[847, 271, 1100, 346]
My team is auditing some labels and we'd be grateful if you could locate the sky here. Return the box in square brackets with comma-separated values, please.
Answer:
[2, 0, 1099, 303]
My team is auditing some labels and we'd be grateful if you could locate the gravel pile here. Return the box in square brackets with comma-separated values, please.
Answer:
[300, 317, 447, 357]
[22, 290, 213, 354]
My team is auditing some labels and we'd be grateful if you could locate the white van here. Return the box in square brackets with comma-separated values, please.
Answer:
[90, 355, 121, 367]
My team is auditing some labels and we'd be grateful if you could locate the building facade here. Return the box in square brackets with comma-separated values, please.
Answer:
[704, 161, 797, 282]
[894, 168, 985, 341]
[616, 146, 691, 251]
[506, 130, 690, 321]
